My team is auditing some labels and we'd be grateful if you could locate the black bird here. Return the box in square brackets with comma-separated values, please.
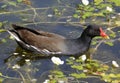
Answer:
[7, 24, 109, 57]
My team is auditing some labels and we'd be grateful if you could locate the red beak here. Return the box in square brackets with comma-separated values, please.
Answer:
[100, 28, 109, 39]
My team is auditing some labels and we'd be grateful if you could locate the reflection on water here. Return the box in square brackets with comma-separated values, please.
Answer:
[1, 24, 120, 83]
[4, 46, 54, 66]
[0, 0, 120, 83]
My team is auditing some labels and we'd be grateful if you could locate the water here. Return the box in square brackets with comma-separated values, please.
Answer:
[0, 0, 120, 83]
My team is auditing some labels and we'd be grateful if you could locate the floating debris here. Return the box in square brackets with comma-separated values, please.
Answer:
[51, 56, 64, 65]
[12, 64, 20, 69]
[112, 60, 119, 68]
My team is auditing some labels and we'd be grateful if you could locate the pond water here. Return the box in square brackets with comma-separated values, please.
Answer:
[0, 0, 120, 83]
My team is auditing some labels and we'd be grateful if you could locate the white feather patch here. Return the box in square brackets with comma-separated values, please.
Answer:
[8, 30, 62, 55]
[30, 45, 62, 55]
[7, 30, 21, 42]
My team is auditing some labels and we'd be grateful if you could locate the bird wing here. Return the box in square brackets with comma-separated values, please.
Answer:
[11, 24, 65, 39]
[8, 24, 66, 55]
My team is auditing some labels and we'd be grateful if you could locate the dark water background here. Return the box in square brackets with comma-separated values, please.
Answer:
[0, 0, 120, 83]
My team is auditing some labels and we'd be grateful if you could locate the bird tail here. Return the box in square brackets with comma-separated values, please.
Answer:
[11, 24, 25, 30]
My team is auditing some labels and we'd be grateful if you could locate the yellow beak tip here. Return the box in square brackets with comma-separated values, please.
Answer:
[104, 36, 110, 39]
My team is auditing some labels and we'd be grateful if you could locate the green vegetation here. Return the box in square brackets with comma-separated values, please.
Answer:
[48, 70, 67, 83]
[67, 57, 120, 83]
[0, 0, 120, 83]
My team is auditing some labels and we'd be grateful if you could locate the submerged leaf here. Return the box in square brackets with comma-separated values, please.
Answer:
[1, 4, 7, 8]
[1, 39, 7, 43]
[8, 1, 17, 6]
[118, 31, 120, 33]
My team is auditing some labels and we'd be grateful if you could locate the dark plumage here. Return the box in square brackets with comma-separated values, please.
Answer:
[7, 24, 109, 57]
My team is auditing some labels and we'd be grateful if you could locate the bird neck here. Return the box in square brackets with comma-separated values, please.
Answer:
[78, 32, 93, 45]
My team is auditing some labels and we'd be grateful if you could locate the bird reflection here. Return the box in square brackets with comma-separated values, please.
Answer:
[4, 46, 54, 66]
[4, 46, 92, 66]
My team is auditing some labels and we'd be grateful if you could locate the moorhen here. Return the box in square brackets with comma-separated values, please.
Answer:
[7, 24, 109, 57]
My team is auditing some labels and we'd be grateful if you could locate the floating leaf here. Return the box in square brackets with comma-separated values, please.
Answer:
[1, 39, 7, 43]
[0, 73, 3, 82]
[112, 80, 120, 83]
[102, 75, 111, 82]
[71, 65, 83, 70]
[71, 73, 86, 78]
[109, 74, 116, 78]
[105, 41, 114, 46]
[76, 58, 83, 63]
[115, 21, 120, 26]
[53, 8, 61, 16]
[97, 4, 112, 10]
[82, 12, 93, 19]
[86, 63, 92, 69]
[9, 35, 15, 40]
[109, 0, 120, 6]
[116, 74, 120, 78]
[73, 14, 79, 18]
[87, 7, 94, 11]
[92, 41, 97, 45]
[0, 22, 3, 27]
[110, 32, 116, 38]
[0, 73, 2, 76]
[0, 29, 6, 32]
[76, 10, 81, 13]
[17, 0, 23, 3]
[0, 78, 3, 83]
[51, 70, 64, 77]
[94, 0, 103, 5]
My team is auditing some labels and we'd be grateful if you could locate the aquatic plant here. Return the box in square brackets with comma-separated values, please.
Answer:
[67, 56, 120, 83]
[0, 0, 120, 83]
